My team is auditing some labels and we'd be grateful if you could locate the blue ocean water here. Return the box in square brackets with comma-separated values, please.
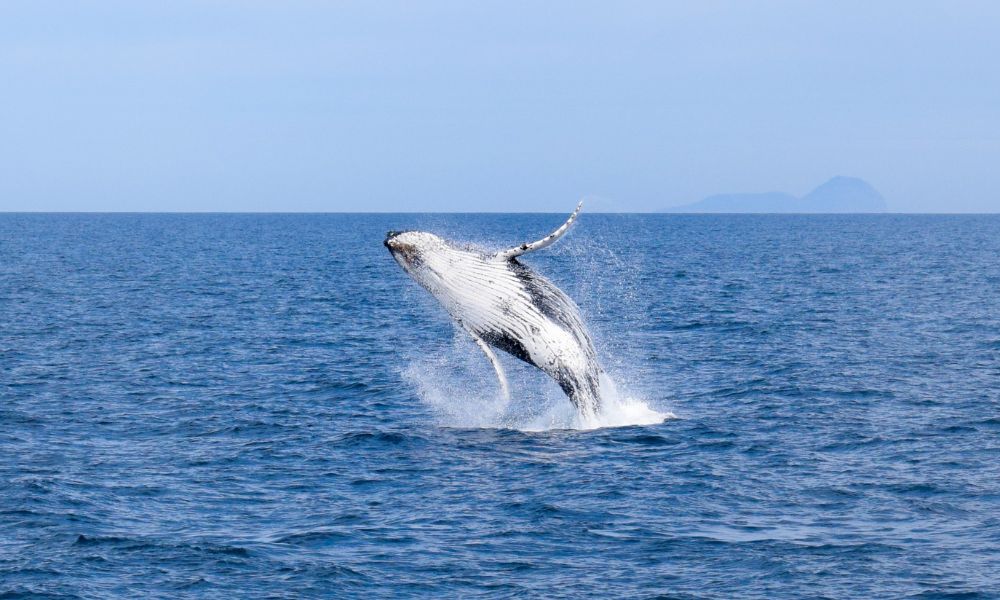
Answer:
[1, 213, 999, 598]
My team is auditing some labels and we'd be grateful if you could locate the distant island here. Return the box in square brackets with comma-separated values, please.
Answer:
[664, 176, 887, 213]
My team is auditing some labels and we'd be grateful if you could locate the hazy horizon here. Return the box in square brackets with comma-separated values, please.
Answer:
[8, 208, 1000, 215]
[2, 2, 999, 213]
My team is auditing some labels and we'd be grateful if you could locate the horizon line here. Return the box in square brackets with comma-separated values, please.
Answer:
[2, 210, 999, 216]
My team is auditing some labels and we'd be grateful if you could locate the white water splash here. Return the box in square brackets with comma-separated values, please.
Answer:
[395, 221, 675, 432]
[402, 334, 675, 431]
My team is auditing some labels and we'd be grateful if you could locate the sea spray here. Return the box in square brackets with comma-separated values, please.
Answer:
[395, 221, 674, 431]
[402, 329, 674, 431]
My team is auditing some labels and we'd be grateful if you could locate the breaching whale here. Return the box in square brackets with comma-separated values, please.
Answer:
[384, 203, 603, 417]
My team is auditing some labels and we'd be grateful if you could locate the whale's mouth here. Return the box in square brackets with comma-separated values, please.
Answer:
[384, 230, 402, 248]
[384, 232, 423, 269]
[384, 231, 406, 253]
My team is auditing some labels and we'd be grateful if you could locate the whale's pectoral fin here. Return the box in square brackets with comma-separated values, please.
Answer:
[497, 201, 583, 260]
[467, 330, 510, 401]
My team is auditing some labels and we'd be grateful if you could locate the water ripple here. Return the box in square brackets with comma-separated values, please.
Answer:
[1, 214, 998, 598]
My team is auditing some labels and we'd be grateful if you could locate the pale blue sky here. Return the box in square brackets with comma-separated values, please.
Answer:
[2, 1, 998, 212]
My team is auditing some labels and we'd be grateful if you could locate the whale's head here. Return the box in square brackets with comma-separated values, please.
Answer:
[384, 230, 458, 292]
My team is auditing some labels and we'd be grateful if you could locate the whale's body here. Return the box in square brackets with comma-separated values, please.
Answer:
[384, 204, 602, 416]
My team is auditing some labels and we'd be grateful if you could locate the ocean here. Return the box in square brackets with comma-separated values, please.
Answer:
[2, 213, 998, 598]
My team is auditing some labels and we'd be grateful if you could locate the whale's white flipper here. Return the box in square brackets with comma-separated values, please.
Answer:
[468, 329, 510, 401]
[497, 201, 583, 260]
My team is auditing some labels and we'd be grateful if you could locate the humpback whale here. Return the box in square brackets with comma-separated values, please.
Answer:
[384, 203, 603, 416]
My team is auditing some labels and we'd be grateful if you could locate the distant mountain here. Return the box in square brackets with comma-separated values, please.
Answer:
[665, 176, 887, 213]
[799, 177, 887, 212]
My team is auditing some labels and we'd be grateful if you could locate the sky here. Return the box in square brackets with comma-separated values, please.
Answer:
[1, 1, 998, 212]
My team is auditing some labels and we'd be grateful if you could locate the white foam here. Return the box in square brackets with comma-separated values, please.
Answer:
[402, 337, 675, 432]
